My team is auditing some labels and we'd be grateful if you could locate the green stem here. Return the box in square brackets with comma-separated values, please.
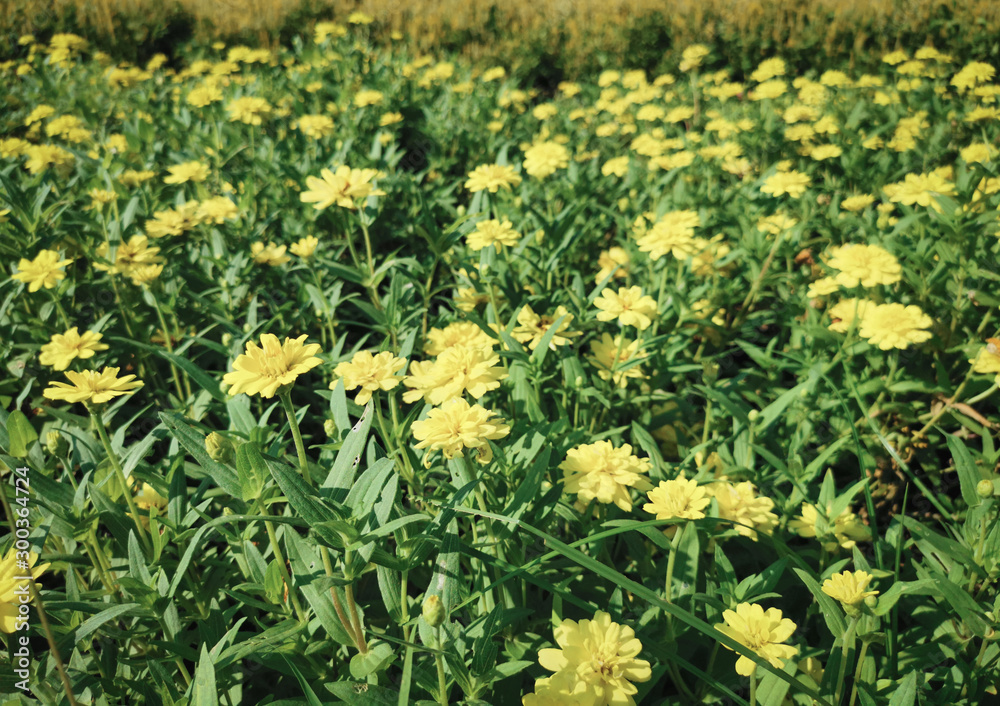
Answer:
[834, 617, 860, 706]
[149, 288, 188, 406]
[749, 672, 757, 706]
[90, 408, 151, 555]
[279, 391, 313, 487]
[848, 639, 870, 706]
[258, 499, 308, 623]
[435, 626, 449, 706]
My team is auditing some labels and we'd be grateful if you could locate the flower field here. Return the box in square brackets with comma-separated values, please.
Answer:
[2, 19, 1000, 706]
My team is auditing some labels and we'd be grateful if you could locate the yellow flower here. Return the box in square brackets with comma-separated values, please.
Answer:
[223, 334, 322, 398]
[290, 235, 319, 259]
[761, 170, 811, 198]
[94, 236, 162, 277]
[454, 286, 489, 312]
[789, 502, 871, 551]
[587, 333, 645, 387]
[402, 345, 508, 405]
[12, 249, 73, 292]
[537, 610, 651, 706]
[807, 276, 841, 299]
[595, 247, 630, 283]
[411, 398, 510, 464]
[680, 44, 710, 72]
[251, 242, 290, 267]
[132, 482, 168, 528]
[354, 89, 384, 107]
[827, 298, 876, 334]
[858, 303, 933, 350]
[827, 244, 902, 288]
[39, 327, 108, 371]
[380, 112, 403, 126]
[522, 672, 594, 706]
[883, 172, 955, 212]
[164, 161, 209, 185]
[524, 141, 569, 179]
[296, 114, 335, 138]
[602, 156, 630, 177]
[560, 440, 653, 512]
[512, 305, 581, 351]
[841, 194, 876, 212]
[43, 367, 143, 405]
[300, 166, 381, 210]
[332, 350, 406, 405]
[970, 339, 1000, 383]
[424, 322, 496, 356]
[128, 264, 163, 287]
[1, 548, 50, 633]
[822, 570, 879, 607]
[643, 475, 711, 529]
[634, 210, 700, 261]
[195, 196, 238, 224]
[23, 144, 75, 175]
[594, 286, 658, 330]
[708, 481, 778, 541]
[715, 603, 798, 676]
[465, 163, 522, 193]
[751, 57, 786, 83]
[227, 96, 272, 125]
[467, 219, 521, 251]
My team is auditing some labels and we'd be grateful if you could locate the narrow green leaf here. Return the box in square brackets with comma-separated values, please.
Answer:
[160, 411, 241, 497]
[945, 434, 982, 508]
[886, 671, 918, 706]
[6, 410, 37, 457]
[75, 603, 141, 643]
[192, 644, 218, 706]
[792, 568, 846, 638]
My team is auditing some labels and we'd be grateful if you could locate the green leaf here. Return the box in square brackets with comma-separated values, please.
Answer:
[886, 671, 918, 706]
[283, 655, 325, 706]
[75, 603, 141, 643]
[945, 434, 982, 508]
[192, 644, 218, 706]
[791, 568, 846, 638]
[349, 642, 395, 679]
[266, 456, 340, 525]
[5, 410, 37, 457]
[215, 619, 305, 670]
[934, 574, 988, 636]
[235, 443, 268, 502]
[323, 402, 374, 496]
[117, 337, 225, 403]
[160, 411, 241, 497]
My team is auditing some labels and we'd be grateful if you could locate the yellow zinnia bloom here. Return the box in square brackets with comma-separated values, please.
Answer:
[39, 327, 108, 370]
[43, 367, 143, 405]
[708, 480, 778, 541]
[523, 141, 569, 179]
[332, 350, 406, 405]
[715, 603, 798, 676]
[643, 475, 711, 530]
[537, 610, 651, 706]
[289, 235, 319, 259]
[826, 244, 902, 288]
[594, 286, 658, 330]
[466, 219, 521, 251]
[970, 339, 1000, 383]
[411, 398, 510, 465]
[512, 305, 580, 351]
[560, 440, 653, 512]
[163, 161, 209, 185]
[223, 334, 322, 398]
[300, 166, 381, 210]
[424, 322, 496, 356]
[587, 333, 645, 387]
[822, 570, 879, 608]
[595, 247, 630, 283]
[402, 345, 508, 405]
[761, 170, 810, 198]
[1, 548, 50, 633]
[465, 163, 522, 193]
[858, 303, 933, 350]
[251, 242, 290, 267]
[12, 249, 73, 292]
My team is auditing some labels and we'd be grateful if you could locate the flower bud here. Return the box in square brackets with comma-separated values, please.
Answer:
[864, 595, 878, 610]
[324, 419, 337, 437]
[46, 430, 69, 457]
[206, 432, 235, 465]
[422, 594, 447, 627]
[977, 479, 995, 499]
[747, 409, 760, 422]
[222, 332, 232, 347]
